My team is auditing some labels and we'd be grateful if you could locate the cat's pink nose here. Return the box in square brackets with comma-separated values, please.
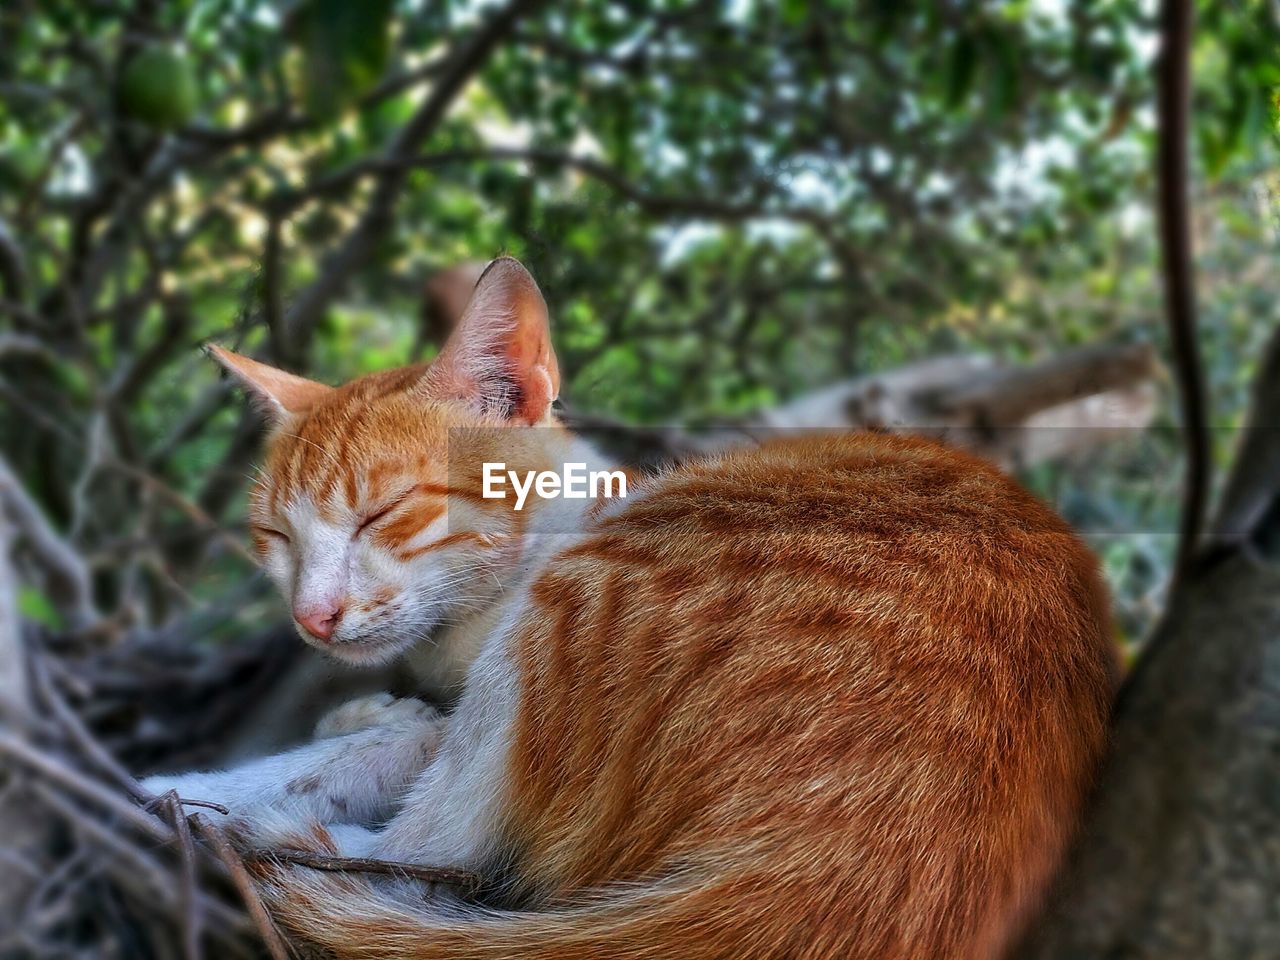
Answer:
[295, 603, 343, 641]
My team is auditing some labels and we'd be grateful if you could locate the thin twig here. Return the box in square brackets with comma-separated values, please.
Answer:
[141, 791, 230, 819]
[0, 332, 59, 362]
[190, 815, 293, 960]
[173, 797, 232, 815]
[0, 732, 172, 844]
[0, 216, 26, 301]
[248, 848, 483, 894]
[0, 494, 26, 717]
[0, 454, 99, 629]
[19, 842, 94, 933]
[106, 457, 260, 568]
[1156, 0, 1208, 586]
[159, 792, 204, 960]
[29, 650, 150, 803]
[29, 781, 252, 940]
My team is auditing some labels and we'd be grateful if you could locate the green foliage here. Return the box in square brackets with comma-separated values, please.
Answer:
[1197, 0, 1280, 175]
[17, 586, 62, 630]
[0, 0, 1277, 646]
[293, 0, 397, 118]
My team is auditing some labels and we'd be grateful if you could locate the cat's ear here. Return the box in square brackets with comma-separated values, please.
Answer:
[426, 257, 560, 424]
[205, 344, 332, 420]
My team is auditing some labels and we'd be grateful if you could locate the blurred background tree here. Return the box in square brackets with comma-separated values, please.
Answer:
[1, 0, 1276, 641]
[1, 0, 1279, 956]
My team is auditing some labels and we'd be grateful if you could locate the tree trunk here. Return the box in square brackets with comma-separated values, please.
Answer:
[1021, 331, 1280, 958]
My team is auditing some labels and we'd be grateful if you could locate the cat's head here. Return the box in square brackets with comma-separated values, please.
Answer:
[209, 257, 563, 665]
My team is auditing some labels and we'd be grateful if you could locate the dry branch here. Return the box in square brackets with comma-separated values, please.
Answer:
[31, 781, 252, 943]
[29, 651, 148, 802]
[0, 634, 267, 956]
[935, 343, 1156, 425]
[0, 488, 42, 929]
[248, 848, 483, 894]
[565, 341, 1159, 472]
[0, 732, 173, 845]
[156, 791, 204, 960]
[191, 814, 292, 960]
[0, 456, 98, 630]
[0, 497, 25, 717]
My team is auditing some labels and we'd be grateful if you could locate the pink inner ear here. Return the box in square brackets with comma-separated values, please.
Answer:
[503, 282, 561, 420]
[428, 258, 560, 424]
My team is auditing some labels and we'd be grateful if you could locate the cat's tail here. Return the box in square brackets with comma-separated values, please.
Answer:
[250, 824, 799, 960]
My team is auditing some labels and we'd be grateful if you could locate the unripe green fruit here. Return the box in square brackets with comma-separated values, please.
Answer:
[120, 47, 198, 129]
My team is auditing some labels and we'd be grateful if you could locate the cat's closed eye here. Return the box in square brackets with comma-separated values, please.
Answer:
[355, 505, 397, 537]
[355, 491, 414, 538]
[252, 525, 290, 544]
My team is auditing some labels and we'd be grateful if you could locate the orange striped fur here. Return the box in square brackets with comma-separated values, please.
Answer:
[211, 259, 1115, 958]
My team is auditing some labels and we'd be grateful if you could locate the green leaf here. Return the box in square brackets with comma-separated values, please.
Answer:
[944, 33, 978, 110]
[294, 0, 395, 119]
[18, 586, 62, 630]
[781, 0, 809, 28]
[1197, 125, 1229, 179]
[984, 30, 1021, 118]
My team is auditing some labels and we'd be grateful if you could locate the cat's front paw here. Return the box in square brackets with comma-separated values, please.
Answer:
[315, 693, 441, 738]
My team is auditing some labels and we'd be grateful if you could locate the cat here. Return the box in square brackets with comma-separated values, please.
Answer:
[144, 257, 1116, 959]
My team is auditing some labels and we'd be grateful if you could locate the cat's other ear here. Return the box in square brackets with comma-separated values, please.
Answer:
[426, 257, 560, 424]
[205, 344, 332, 420]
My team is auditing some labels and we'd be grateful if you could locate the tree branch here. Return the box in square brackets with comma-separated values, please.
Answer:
[937, 343, 1157, 425]
[281, 146, 820, 226]
[190, 815, 291, 960]
[0, 218, 27, 303]
[0, 732, 172, 845]
[32, 782, 252, 947]
[279, 0, 547, 360]
[176, 56, 444, 149]
[1156, 0, 1208, 584]
[0, 501, 25, 717]
[0, 332, 60, 365]
[0, 455, 97, 630]
[1210, 324, 1280, 545]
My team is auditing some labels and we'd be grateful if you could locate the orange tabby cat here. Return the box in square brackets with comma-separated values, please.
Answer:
[159, 258, 1115, 958]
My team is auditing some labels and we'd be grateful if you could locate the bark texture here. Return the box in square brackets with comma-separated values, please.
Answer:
[1022, 552, 1280, 958]
[1022, 332, 1280, 958]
